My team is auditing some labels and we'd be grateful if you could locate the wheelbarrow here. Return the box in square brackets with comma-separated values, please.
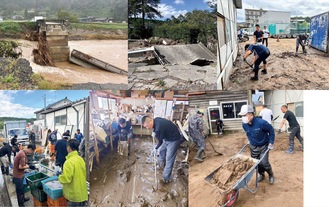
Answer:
[204, 144, 270, 207]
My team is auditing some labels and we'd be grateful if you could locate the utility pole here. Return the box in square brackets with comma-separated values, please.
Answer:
[43, 94, 47, 128]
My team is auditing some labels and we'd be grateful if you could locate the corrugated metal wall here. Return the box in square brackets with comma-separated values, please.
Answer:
[189, 91, 249, 132]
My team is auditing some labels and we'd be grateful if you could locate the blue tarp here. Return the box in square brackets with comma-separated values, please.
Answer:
[310, 12, 329, 52]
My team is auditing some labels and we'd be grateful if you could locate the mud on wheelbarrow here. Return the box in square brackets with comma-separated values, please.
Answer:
[204, 144, 270, 207]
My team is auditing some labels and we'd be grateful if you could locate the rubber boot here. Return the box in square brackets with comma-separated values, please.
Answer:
[5, 167, 9, 176]
[194, 149, 204, 162]
[257, 173, 265, 182]
[268, 170, 275, 184]
[1, 166, 4, 175]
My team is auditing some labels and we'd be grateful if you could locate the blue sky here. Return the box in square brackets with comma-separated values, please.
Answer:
[158, 0, 212, 19]
[0, 90, 89, 118]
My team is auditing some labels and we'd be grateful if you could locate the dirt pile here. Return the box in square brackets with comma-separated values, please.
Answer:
[212, 156, 255, 191]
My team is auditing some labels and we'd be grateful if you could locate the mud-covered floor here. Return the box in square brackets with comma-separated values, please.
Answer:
[225, 38, 329, 90]
[90, 137, 188, 207]
[189, 133, 303, 207]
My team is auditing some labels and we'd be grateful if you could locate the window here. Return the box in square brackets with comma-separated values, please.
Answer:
[55, 115, 67, 126]
[221, 101, 248, 119]
[295, 102, 304, 117]
[225, 18, 231, 43]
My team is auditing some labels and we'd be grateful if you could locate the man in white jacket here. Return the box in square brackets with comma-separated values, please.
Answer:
[259, 105, 273, 125]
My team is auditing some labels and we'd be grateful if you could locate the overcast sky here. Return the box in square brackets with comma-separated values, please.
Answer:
[0, 90, 89, 118]
[158, 0, 210, 19]
[238, 0, 329, 22]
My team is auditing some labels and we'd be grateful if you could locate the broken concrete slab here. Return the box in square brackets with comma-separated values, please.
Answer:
[70, 49, 128, 75]
[154, 43, 216, 65]
[162, 78, 179, 88]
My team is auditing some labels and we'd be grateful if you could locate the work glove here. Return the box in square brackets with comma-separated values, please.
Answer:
[9, 163, 13, 169]
[268, 143, 274, 150]
[278, 129, 281, 134]
[151, 132, 156, 138]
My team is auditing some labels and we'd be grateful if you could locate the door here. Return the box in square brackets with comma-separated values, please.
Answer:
[208, 106, 221, 134]
[269, 24, 276, 35]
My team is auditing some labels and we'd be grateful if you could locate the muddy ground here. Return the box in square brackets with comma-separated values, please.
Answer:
[189, 132, 303, 207]
[90, 137, 188, 207]
[1, 39, 128, 89]
[225, 38, 329, 90]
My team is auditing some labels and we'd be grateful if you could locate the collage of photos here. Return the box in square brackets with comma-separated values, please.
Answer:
[0, 0, 326, 207]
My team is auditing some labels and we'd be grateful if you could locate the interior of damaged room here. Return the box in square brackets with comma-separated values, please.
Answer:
[88, 90, 189, 207]
[187, 90, 303, 207]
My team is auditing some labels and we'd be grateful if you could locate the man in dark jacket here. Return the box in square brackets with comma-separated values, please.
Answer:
[239, 105, 275, 184]
[54, 135, 68, 168]
[0, 144, 15, 175]
[118, 118, 133, 156]
[29, 129, 36, 146]
[142, 116, 184, 183]
[244, 43, 271, 80]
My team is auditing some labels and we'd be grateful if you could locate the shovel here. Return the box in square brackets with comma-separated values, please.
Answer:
[151, 133, 158, 190]
[205, 135, 223, 156]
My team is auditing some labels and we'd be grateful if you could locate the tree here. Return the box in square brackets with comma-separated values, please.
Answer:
[56, 10, 78, 22]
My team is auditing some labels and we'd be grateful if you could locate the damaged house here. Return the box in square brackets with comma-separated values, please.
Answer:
[128, 43, 217, 90]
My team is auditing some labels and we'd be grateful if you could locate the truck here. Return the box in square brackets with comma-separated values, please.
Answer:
[2, 120, 29, 145]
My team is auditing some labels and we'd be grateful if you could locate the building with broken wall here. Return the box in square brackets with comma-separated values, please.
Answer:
[217, 0, 242, 90]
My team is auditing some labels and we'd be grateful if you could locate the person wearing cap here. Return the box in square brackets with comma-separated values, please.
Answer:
[141, 116, 184, 183]
[62, 130, 71, 139]
[259, 105, 273, 125]
[74, 129, 83, 144]
[279, 105, 303, 154]
[118, 118, 133, 156]
[188, 110, 206, 162]
[239, 105, 275, 184]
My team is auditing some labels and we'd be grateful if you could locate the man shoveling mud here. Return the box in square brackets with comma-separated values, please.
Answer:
[279, 105, 304, 154]
[244, 44, 270, 81]
[142, 116, 184, 184]
[295, 34, 308, 54]
[239, 105, 275, 184]
[188, 110, 206, 162]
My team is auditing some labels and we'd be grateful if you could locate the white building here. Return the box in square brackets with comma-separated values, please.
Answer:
[34, 97, 88, 139]
[217, 0, 242, 90]
[263, 90, 304, 136]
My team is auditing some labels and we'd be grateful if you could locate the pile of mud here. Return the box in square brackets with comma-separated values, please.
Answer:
[212, 156, 255, 191]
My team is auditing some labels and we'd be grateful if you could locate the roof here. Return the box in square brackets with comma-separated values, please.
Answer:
[39, 98, 88, 114]
[154, 43, 216, 65]
[34, 97, 72, 114]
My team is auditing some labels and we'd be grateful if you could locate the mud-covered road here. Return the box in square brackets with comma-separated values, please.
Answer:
[189, 133, 303, 207]
[225, 38, 329, 90]
[90, 137, 188, 207]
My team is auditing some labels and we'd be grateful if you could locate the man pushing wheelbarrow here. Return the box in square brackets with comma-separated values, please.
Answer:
[239, 104, 275, 184]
